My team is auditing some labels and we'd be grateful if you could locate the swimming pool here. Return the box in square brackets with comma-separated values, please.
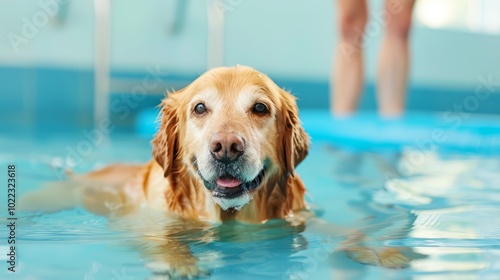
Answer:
[1, 111, 500, 279]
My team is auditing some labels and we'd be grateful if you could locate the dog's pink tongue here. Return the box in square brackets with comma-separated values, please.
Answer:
[216, 178, 242, 188]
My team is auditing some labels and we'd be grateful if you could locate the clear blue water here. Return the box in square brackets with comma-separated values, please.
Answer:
[1, 114, 500, 279]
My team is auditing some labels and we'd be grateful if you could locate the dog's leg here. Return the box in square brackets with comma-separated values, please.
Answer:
[19, 181, 80, 212]
[289, 211, 414, 269]
[19, 164, 147, 216]
[338, 233, 412, 269]
[117, 214, 211, 279]
[140, 237, 209, 279]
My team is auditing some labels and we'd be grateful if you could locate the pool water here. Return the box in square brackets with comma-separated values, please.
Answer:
[1, 114, 500, 280]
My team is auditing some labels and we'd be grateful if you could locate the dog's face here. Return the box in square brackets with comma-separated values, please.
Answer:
[152, 66, 309, 211]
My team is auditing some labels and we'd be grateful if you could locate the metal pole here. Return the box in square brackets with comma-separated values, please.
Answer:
[206, 0, 225, 69]
[93, 0, 110, 128]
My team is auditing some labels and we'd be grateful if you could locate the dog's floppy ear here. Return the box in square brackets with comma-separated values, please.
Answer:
[279, 89, 310, 177]
[151, 94, 180, 177]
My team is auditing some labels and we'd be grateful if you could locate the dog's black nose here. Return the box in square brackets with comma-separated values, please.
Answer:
[210, 132, 245, 162]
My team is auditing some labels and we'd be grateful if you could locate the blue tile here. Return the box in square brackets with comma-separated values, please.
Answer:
[0, 66, 36, 124]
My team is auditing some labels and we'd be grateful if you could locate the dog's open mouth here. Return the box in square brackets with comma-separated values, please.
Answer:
[212, 168, 266, 199]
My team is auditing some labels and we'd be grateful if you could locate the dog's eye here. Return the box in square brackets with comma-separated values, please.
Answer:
[252, 103, 268, 115]
[194, 103, 207, 115]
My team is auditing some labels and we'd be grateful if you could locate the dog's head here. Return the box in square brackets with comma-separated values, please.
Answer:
[152, 66, 309, 211]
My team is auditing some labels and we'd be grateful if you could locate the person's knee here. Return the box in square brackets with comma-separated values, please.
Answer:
[385, 15, 412, 38]
[384, 0, 413, 39]
[338, 11, 367, 44]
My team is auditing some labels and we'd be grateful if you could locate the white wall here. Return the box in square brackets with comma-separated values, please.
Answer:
[0, 0, 94, 69]
[1, 0, 499, 88]
[0, 0, 208, 74]
[223, 0, 500, 88]
[109, 0, 208, 74]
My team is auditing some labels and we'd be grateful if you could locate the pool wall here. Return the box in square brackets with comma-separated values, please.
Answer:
[1, 66, 499, 130]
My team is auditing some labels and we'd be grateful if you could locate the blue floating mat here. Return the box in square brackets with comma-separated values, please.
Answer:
[136, 109, 500, 154]
[300, 111, 500, 154]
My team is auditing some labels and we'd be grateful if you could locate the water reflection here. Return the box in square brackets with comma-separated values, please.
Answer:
[325, 144, 500, 277]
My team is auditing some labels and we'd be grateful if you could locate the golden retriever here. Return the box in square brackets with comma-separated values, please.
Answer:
[21, 66, 410, 278]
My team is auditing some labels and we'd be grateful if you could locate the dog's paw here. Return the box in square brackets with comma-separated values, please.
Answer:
[344, 246, 410, 269]
[146, 259, 210, 279]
